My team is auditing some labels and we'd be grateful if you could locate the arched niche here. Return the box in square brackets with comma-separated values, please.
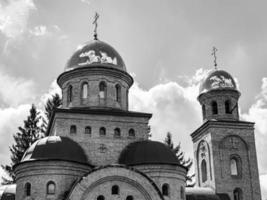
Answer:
[219, 135, 249, 179]
[196, 140, 212, 186]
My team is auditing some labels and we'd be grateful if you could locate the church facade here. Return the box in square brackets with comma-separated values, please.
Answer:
[0, 31, 262, 200]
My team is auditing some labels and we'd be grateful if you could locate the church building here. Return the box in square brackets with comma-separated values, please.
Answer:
[0, 20, 262, 200]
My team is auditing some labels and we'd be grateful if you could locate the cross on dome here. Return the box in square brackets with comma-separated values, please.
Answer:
[93, 12, 100, 40]
[211, 46, 218, 69]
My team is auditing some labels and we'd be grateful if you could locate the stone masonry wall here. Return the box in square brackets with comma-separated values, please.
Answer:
[50, 112, 150, 166]
[15, 161, 91, 200]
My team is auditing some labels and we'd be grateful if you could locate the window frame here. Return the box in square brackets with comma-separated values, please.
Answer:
[46, 181, 56, 195]
[111, 185, 119, 195]
[70, 125, 77, 134]
[25, 182, 31, 197]
[99, 127, 106, 137]
[162, 183, 169, 196]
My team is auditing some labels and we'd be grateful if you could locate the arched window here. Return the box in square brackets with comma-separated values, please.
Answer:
[233, 188, 243, 200]
[47, 181, 56, 195]
[99, 81, 107, 99]
[99, 127, 106, 136]
[97, 195, 105, 200]
[25, 182, 31, 196]
[201, 159, 207, 182]
[85, 126, 91, 135]
[162, 183, 169, 196]
[70, 125, 77, 134]
[211, 101, 218, 114]
[180, 186, 185, 199]
[114, 128, 121, 138]
[225, 100, 231, 114]
[129, 129, 135, 137]
[126, 195, 134, 200]
[81, 82, 89, 99]
[115, 84, 121, 102]
[202, 104, 206, 118]
[67, 85, 73, 105]
[230, 156, 241, 177]
[111, 185, 119, 195]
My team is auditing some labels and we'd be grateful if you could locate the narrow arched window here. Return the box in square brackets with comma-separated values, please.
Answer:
[225, 100, 231, 114]
[115, 84, 121, 102]
[25, 182, 31, 196]
[202, 104, 206, 118]
[85, 126, 91, 135]
[82, 82, 88, 99]
[111, 185, 119, 195]
[180, 186, 185, 199]
[126, 195, 134, 200]
[99, 127, 106, 136]
[114, 128, 121, 138]
[99, 81, 107, 99]
[129, 129, 135, 137]
[70, 125, 77, 134]
[211, 101, 218, 114]
[47, 181, 56, 195]
[233, 188, 243, 200]
[97, 195, 105, 200]
[162, 183, 169, 196]
[201, 159, 207, 182]
[67, 85, 73, 105]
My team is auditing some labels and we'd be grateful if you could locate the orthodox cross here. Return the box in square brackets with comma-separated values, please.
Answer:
[93, 12, 99, 40]
[99, 144, 107, 153]
[211, 47, 218, 69]
[229, 137, 238, 149]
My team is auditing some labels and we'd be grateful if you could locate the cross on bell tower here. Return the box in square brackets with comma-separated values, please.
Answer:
[93, 12, 99, 40]
[211, 47, 218, 69]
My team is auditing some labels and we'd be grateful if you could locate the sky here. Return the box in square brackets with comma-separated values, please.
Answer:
[0, 0, 267, 198]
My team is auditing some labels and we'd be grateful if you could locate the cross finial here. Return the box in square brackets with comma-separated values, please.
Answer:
[93, 12, 99, 40]
[211, 46, 218, 69]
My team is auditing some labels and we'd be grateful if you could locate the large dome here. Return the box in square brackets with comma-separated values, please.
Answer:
[118, 140, 181, 166]
[65, 39, 126, 72]
[199, 69, 237, 94]
[21, 136, 89, 164]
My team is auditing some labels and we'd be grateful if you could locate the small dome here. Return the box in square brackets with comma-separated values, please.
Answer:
[118, 140, 181, 166]
[65, 39, 126, 72]
[199, 69, 237, 94]
[21, 136, 88, 164]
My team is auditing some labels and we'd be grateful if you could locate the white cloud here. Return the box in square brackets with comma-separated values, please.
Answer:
[0, 0, 36, 38]
[39, 80, 61, 109]
[0, 68, 36, 107]
[29, 25, 47, 36]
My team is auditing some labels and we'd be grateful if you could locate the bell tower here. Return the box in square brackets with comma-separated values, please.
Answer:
[191, 69, 262, 200]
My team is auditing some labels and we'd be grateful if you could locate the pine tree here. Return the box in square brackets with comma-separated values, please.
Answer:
[45, 93, 62, 121]
[1, 104, 43, 184]
[164, 132, 195, 187]
[43, 93, 62, 136]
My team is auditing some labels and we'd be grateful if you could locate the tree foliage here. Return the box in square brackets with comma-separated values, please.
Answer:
[164, 132, 195, 187]
[43, 93, 62, 136]
[1, 104, 44, 184]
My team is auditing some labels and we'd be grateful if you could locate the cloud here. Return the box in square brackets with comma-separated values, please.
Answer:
[39, 80, 61, 109]
[0, 0, 36, 38]
[0, 68, 36, 107]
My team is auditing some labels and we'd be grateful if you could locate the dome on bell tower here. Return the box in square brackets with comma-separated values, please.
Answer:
[65, 39, 126, 72]
[199, 69, 238, 94]
[198, 69, 240, 122]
